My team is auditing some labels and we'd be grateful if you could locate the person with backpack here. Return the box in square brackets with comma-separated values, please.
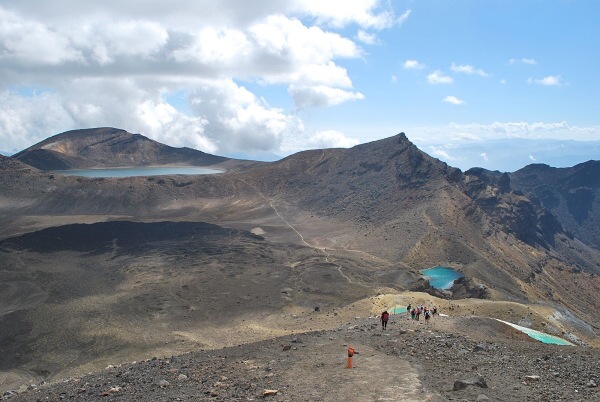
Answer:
[381, 310, 389, 330]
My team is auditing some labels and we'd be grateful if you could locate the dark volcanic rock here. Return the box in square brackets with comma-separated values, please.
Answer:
[449, 277, 489, 299]
[464, 167, 564, 249]
[0, 155, 38, 172]
[453, 374, 488, 391]
[509, 161, 600, 249]
[408, 277, 447, 298]
[0, 221, 257, 254]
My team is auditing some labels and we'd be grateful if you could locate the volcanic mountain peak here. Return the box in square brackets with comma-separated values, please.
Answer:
[267, 132, 461, 185]
[12, 127, 232, 171]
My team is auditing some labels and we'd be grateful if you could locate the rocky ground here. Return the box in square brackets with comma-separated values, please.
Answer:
[3, 312, 598, 402]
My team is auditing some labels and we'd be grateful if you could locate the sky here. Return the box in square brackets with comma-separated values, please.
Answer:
[1, 0, 599, 172]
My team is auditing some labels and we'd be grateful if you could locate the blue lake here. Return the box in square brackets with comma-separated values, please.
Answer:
[421, 266, 463, 290]
[55, 166, 223, 178]
[496, 319, 574, 346]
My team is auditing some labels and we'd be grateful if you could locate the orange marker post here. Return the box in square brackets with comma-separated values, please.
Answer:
[347, 346, 355, 368]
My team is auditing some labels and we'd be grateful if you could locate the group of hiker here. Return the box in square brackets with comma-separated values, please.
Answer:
[380, 303, 438, 329]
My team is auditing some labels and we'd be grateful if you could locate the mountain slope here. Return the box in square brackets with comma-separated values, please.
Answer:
[11, 127, 246, 170]
[231, 134, 600, 323]
[509, 161, 600, 249]
[1, 131, 600, 393]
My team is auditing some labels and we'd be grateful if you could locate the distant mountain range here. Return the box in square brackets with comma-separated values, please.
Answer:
[6, 128, 600, 253]
[416, 138, 600, 172]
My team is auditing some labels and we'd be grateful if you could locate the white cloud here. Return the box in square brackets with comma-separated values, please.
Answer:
[288, 84, 364, 109]
[396, 9, 412, 25]
[0, 90, 75, 152]
[287, 62, 355, 88]
[0, 77, 304, 155]
[0, 1, 404, 155]
[480, 152, 488, 161]
[307, 129, 360, 149]
[443, 95, 465, 105]
[5, 1, 399, 30]
[509, 58, 537, 65]
[403, 59, 425, 70]
[453, 132, 481, 141]
[356, 30, 378, 45]
[84, 20, 169, 65]
[527, 75, 564, 86]
[391, 75, 397, 83]
[293, 0, 399, 29]
[427, 70, 453, 84]
[409, 121, 600, 145]
[529, 154, 536, 161]
[0, 8, 83, 65]
[187, 79, 305, 152]
[248, 15, 360, 68]
[171, 27, 251, 66]
[450, 62, 489, 77]
[428, 146, 457, 161]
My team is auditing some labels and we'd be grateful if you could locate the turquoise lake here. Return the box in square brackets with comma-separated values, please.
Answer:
[421, 266, 463, 290]
[391, 306, 407, 314]
[496, 319, 574, 346]
[55, 166, 223, 178]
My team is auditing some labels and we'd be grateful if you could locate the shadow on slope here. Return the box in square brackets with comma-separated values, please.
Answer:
[0, 221, 256, 254]
[0, 220, 392, 391]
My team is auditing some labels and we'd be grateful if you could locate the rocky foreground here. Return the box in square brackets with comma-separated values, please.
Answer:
[3, 313, 598, 402]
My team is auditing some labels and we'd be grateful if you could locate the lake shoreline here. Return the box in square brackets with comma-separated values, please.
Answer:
[54, 165, 224, 178]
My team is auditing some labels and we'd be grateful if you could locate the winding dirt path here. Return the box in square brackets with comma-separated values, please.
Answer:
[234, 178, 354, 283]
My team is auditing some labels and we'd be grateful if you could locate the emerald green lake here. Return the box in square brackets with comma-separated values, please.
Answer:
[391, 306, 407, 314]
[496, 319, 574, 346]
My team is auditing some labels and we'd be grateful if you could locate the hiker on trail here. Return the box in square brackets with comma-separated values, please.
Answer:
[381, 310, 389, 330]
[406, 303, 412, 314]
[415, 307, 421, 321]
[432, 306, 437, 317]
[410, 308, 416, 320]
[424, 309, 431, 323]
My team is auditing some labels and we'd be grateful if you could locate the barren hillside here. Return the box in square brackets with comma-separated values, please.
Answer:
[0, 132, 599, 397]
[11, 127, 258, 171]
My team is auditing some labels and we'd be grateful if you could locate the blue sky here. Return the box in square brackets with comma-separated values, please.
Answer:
[0, 0, 598, 171]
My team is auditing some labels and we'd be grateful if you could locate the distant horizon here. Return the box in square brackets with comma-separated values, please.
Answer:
[1, 1, 598, 172]
[3, 128, 599, 173]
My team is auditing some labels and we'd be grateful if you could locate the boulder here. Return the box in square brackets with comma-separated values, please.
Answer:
[453, 375, 488, 391]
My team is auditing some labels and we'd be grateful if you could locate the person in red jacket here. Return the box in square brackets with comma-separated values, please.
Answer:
[381, 310, 389, 330]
